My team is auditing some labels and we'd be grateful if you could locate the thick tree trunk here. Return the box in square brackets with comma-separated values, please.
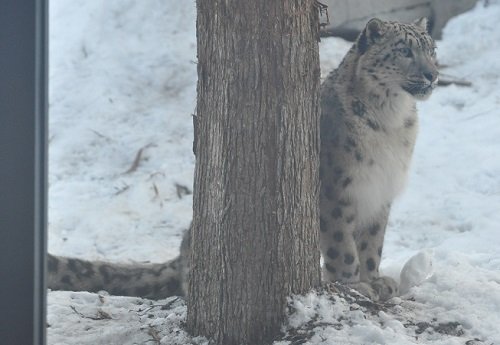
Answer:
[188, 1, 322, 344]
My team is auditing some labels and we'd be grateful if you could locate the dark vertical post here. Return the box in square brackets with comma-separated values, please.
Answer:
[0, 1, 48, 344]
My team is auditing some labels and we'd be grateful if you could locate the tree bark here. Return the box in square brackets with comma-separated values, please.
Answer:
[188, 1, 322, 344]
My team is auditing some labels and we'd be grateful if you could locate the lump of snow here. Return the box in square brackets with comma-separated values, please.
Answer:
[399, 250, 434, 294]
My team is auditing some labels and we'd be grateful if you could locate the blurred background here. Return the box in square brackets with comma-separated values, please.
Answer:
[323, 0, 478, 39]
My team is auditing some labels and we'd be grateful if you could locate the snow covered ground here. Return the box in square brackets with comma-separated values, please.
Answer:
[47, 1, 500, 344]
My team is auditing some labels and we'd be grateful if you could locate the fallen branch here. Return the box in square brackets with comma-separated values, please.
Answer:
[437, 72, 472, 87]
[438, 78, 472, 87]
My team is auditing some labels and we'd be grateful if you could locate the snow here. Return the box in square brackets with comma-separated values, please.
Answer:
[399, 250, 434, 294]
[48, 293, 201, 345]
[48, 0, 196, 263]
[48, 0, 500, 344]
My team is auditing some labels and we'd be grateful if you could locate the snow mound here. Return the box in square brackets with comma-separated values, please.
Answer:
[279, 285, 491, 345]
[399, 250, 434, 294]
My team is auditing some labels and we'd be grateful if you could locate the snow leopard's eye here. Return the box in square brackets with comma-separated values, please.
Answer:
[399, 47, 413, 58]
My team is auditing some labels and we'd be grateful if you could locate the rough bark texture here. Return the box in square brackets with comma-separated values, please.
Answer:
[187, 1, 321, 344]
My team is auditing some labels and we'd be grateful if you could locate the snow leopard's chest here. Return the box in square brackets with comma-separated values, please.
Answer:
[348, 116, 418, 225]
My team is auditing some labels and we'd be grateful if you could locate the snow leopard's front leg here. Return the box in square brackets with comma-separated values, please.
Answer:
[320, 194, 360, 285]
[356, 205, 398, 300]
[319, 161, 364, 286]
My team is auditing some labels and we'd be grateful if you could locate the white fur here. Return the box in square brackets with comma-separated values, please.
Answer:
[349, 95, 418, 225]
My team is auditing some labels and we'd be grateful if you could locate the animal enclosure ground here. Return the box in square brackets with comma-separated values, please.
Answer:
[48, 1, 500, 344]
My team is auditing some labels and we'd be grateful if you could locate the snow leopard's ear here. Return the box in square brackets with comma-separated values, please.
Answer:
[413, 17, 429, 32]
[366, 18, 388, 38]
[358, 18, 388, 54]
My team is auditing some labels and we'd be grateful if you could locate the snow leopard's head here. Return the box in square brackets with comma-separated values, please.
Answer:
[357, 17, 439, 100]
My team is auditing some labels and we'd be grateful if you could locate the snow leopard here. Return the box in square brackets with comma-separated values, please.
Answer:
[48, 18, 438, 301]
[319, 17, 437, 300]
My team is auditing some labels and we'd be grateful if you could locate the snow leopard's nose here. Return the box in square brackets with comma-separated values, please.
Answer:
[423, 70, 438, 83]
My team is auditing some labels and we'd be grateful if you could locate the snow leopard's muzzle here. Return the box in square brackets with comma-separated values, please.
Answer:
[402, 62, 439, 100]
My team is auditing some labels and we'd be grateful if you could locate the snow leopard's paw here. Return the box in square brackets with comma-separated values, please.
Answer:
[347, 277, 398, 301]
[347, 282, 379, 301]
[371, 276, 399, 301]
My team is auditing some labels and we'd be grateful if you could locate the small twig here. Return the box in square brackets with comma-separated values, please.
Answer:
[161, 297, 180, 310]
[89, 129, 113, 142]
[123, 143, 155, 174]
[96, 310, 112, 320]
[147, 171, 165, 180]
[175, 183, 192, 199]
[152, 183, 160, 200]
[461, 108, 495, 121]
[70, 305, 84, 317]
[148, 325, 161, 345]
[124, 147, 145, 174]
[70, 305, 112, 320]
[114, 183, 130, 196]
[138, 298, 179, 315]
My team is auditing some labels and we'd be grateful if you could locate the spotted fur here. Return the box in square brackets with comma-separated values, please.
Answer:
[319, 17, 438, 301]
[48, 228, 190, 299]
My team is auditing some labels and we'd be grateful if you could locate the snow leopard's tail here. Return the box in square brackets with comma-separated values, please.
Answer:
[47, 230, 190, 300]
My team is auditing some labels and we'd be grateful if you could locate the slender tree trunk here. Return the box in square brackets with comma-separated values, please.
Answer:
[188, 1, 322, 344]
